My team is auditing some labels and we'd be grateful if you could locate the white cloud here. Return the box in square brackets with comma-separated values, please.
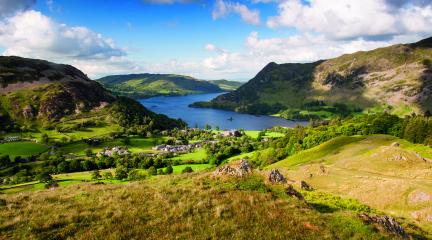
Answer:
[212, 0, 260, 25]
[0, 10, 142, 78]
[267, 0, 432, 40]
[0, 0, 34, 18]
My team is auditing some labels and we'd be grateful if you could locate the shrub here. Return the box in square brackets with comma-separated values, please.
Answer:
[115, 166, 128, 180]
[181, 166, 193, 174]
[127, 169, 147, 181]
[165, 165, 173, 174]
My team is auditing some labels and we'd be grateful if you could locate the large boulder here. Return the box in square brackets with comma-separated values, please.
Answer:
[268, 169, 287, 184]
[359, 214, 408, 238]
[213, 160, 253, 177]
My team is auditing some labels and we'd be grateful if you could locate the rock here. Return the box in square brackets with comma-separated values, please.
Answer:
[268, 169, 287, 184]
[391, 142, 400, 147]
[286, 185, 304, 200]
[301, 181, 313, 191]
[359, 214, 408, 238]
[213, 160, 253, 177]
[22, 105, 35, 119]
[408, 190, 432, 204]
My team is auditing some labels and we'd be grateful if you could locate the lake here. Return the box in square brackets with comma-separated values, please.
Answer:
[139, 93, 307, 130]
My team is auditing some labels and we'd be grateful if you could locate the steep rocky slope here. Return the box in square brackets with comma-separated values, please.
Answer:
[196, 37, 432, 118]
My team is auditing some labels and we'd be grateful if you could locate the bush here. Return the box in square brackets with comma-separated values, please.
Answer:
[147, 166, 157, 176]
[115, 166, 128, 180]
[181, 166, 193, 174]
[165, 165, 173, 174]
[127, 169, 147, 181]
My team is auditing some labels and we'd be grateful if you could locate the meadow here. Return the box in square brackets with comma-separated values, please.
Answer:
[0, 142, 49, 159]
[0, 172, 403, 240]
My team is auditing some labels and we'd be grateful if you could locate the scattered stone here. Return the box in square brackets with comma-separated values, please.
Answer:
[391, 142, 400, 147]
[393, 155, 407, 161]
[22, 105, 35, 119]
[301, 181, 313, 191]
[359, 213, 408, 238]
[408, 190, 432, 204]
[319, 165, 326, 174]
[213, 160, 253, 177]
[286, 185, 304, 200]
[268, 169, 287, 184]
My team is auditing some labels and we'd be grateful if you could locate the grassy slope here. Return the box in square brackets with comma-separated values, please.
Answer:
[268, 135, 432, 233]
[209, 80, 244, 91]
[0, 142, 49, 159]
[96, 74, 224, 98]
[0, 172, 396, 239]
[169, 148, 207, 162]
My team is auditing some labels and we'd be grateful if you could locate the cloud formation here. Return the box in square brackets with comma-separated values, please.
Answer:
[0, 10, 142, 77]
[212, 0, 260, 25]
[0, 0, 35, 18]
[267, 0, 432, 40]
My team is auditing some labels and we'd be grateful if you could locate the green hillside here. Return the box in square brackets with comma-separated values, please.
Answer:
[0, 56, 185, 133]
[209, 79, 244, 91]
[0, 170, 413, 239]
[96, 73, 228, 98]
[268, 135, 432, 233]
[193, 37, 432, 120]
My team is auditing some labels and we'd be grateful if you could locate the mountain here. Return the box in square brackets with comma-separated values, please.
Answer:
[0, 56, 184, 131]
[193, 37, 432, 119]
[96, 73, 228, 98]
[208, 79, 244, 91]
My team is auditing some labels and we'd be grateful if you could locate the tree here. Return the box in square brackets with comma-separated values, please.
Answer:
[91, 169, 102, 181]
[85, 149, 93, 157]
[103, 171, 113, 180]
[57, 161, 70, 173]
[115, 166, 128, 180]
[147, 166, 157, 176]
[36, 170, 53, 183]
[0, 155, 11, 168]
[204, 124, 211, 130]
[41, 133, 49, 144]
[181, 166, 193, 173]
[157, 169, 164, 175]
[165, 165, 173, 174]
[122, 137, 131, 146]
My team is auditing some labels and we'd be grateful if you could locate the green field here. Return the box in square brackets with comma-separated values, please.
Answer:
[268, 134, 432, 233]
[169, 148, 207, 162]
[59, 136, 163, 156]
[166, 164, 213, 174]
[244, 131, 285, 139]
[0, 142, 49, 158]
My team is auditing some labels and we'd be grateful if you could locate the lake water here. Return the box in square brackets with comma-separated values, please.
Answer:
[139, 93, 307, 130]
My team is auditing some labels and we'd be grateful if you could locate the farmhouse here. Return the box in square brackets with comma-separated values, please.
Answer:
[97, 146, 130, 157]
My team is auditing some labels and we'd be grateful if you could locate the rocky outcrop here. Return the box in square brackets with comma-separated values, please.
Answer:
[301, 181, 313, 191]
[359, 214, 408, 238]
[268, 169, 287, 184]
[213, 160, 253, 177]
[286, 185, 304, 200]
[22, 105, 35, 119]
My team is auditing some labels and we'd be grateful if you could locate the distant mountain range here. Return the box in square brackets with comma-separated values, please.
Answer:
[95, 74, 243, 99]
[0, 56, 184, 131]
[192, 37, 432, 120]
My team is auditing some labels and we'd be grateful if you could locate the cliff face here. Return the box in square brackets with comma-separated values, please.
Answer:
[208, 37, 432, 116]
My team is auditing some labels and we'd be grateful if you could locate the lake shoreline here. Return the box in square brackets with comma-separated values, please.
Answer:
[139, 93, 307, 130]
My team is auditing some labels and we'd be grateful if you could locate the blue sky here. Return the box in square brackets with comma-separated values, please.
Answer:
[0, 0, 431, 80]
